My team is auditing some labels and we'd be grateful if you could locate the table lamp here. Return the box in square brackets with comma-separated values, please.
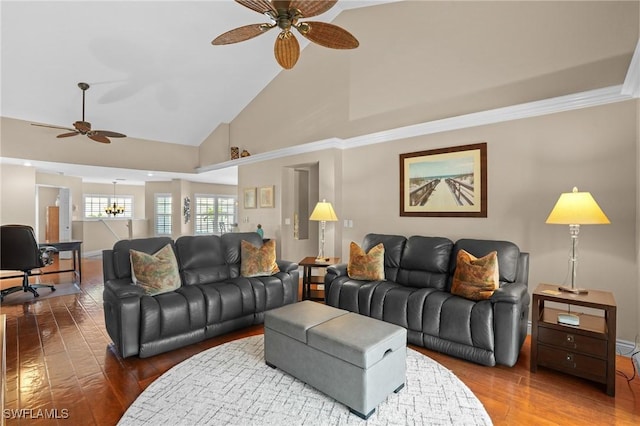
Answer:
[545, 187, 610, 295]
[309, 199, 338, 262]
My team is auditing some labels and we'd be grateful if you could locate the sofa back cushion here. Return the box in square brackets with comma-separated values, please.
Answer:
[449, 239, 521, 288]
[175, 235, 229, 285]
[112, 237, 175, 280]
[361, 234, 406, 282]
[222, 232, 264, 278]
[397, 236, 453, 290]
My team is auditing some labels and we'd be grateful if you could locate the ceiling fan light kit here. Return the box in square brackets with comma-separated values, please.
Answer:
[31, 82, 126, 144]
[212, 0, 359, 69]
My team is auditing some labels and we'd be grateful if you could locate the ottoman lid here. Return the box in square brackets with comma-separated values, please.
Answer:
[308, 313, 407, 369]
[264, 301, 348, 343]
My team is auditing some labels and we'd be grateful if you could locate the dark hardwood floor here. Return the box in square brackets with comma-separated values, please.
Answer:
[1, 257, 639, 425]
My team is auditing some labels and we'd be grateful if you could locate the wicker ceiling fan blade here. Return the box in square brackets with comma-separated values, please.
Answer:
[212, 23, 274, 45]
[297, 21, 359, 49]
[272, 1, 292, 12]
[274, 31, 300, 69]
[56, 131, 80, 138]
[31, 123, 76, 132]
[88, 134, 111, 144]
[235, 0, 276, 15]
[290, 0, 337, 18]
[94, 130, 126, 138]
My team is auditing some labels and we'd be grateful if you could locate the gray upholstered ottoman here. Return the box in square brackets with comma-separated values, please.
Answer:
[264, 301, 406, 419]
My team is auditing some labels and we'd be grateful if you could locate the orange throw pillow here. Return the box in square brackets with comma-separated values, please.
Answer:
[451, 249, 499, 300]
[347, 242, 385, 281]
[240, 239, 280, 277]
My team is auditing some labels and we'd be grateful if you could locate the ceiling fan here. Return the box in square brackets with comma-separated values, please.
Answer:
[212, 0, 359, 69]
[31, 82, 126, 144]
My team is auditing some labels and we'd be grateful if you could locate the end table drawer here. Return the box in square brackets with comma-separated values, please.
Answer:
[538, 327, 607, 358]
[538, 345, 607, 382]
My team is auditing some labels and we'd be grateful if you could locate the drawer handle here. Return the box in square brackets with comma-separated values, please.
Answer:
[564, 334, 577, 349]
[563, 353, 576, 369]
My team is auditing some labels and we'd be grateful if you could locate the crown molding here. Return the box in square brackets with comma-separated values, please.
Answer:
[622, 38, 640, 98]
[197, 84, 633, 173]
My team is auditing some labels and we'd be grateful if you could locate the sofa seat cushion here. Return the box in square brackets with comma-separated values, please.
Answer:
[432, 295, 494, 351]
[139, 285, 206, 344]
[326, 277, 494, 352]
[248, 273, 296, 312]
[198, 279, 256, 324]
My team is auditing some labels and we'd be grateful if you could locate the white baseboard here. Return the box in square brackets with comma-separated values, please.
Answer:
[527, 320, 637, 357]
[83, 250, 103, 258]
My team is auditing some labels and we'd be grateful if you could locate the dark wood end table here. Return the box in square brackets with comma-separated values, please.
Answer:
[530, 283, 617, 396]
[298, 257, 340, 301]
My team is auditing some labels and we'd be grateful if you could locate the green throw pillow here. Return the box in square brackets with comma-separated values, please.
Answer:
[347, 242, 385, 281]
[240, 239, 280, 277]
[130, 244, 181, 295]
[451, 249, 499, 301]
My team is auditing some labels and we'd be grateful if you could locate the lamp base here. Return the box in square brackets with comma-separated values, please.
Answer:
[315, 257, 330, 263]
[558, 285, 589, 295]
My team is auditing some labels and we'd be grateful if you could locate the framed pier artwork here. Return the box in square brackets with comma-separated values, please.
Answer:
[400, 143, 487, 217]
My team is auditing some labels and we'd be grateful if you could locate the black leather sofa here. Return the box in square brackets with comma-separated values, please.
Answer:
[103, 232, 299, 358]
[324, 234, 529, 367]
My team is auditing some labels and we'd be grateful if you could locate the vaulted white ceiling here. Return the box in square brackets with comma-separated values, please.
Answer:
[1, 0, 396, 147]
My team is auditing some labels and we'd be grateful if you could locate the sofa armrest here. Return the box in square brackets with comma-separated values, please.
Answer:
[277, 260, 299, 273]
[491, 281, 530, 366]
[490, 281, 528, 304]
[326, 263, 348, 281]
[104, 278, 145, 299]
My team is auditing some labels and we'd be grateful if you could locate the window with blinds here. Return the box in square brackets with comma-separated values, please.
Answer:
[155, 194, 172, 235]
[195, 195, 237, 235]
[84, 195, 133, 218]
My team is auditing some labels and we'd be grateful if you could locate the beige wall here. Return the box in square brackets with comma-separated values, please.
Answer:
[1, 116, 200, 174]
[233, 2, 639, 342]
[230, 1, 638, 156]
[199, 123, 230, 167]
[0, 164, 36, 227]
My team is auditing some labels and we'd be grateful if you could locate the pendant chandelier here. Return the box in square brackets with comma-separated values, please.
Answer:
[105, 181, 125, 217]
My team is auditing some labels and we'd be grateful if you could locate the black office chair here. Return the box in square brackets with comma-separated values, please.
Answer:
[1, 224, 57, 302]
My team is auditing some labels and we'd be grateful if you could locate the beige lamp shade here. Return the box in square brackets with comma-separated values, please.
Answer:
[309, 199, 338, 222]
[545, 187, 610, 225]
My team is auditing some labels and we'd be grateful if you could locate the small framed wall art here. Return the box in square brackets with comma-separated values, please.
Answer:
[244, 187, 257, 209]
[259, 185, 275, 208]
[400, 142, 487, 217]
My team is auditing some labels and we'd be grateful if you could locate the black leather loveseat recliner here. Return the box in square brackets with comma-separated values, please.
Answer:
[324, 234, 529, 367]
[103, 232, 299, 358]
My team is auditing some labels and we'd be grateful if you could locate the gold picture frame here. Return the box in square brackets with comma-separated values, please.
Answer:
[400, 143, 487, 217]
[259, 185, 275, 208]
[244, 187, 257, 209]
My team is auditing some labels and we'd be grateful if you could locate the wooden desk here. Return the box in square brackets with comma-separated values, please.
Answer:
[1, 240, 83, 284]
[42, 240, 83, 283]
[299, 257, 340, 301]
[530, 283, 616, 396]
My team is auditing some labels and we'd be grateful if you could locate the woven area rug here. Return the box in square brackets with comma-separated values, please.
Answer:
[119, 335, 492, 425]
